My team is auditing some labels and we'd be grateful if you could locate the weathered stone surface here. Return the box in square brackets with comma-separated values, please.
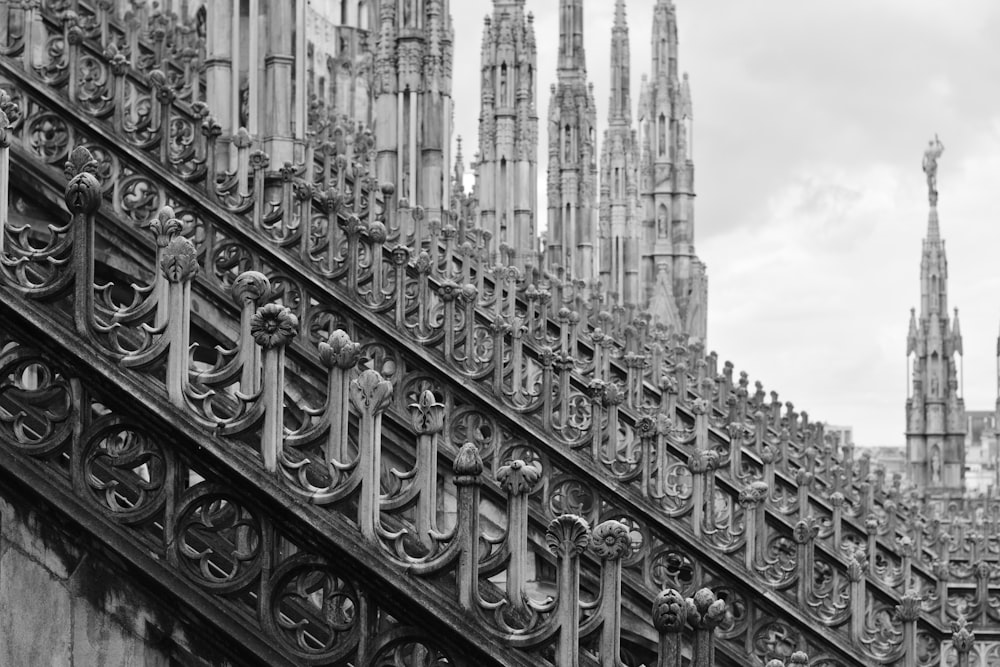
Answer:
[0, 544, 73, 666]
[0, 494, 84, 580]
[72, 598, 171, 667]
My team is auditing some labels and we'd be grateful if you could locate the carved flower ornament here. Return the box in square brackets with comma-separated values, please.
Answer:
[250, 303, 299, 349]
[590, 520, 632, 561]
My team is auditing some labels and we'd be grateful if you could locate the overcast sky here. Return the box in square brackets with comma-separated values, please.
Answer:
[449, 0, 1000, 446]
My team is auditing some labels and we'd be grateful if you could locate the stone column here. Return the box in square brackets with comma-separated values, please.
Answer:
[264, 0, 295, 164]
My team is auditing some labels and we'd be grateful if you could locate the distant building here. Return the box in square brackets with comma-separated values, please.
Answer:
[964, 410, 998, 495]
[859, 445, 907, 482]
[823, 424, 853, 449]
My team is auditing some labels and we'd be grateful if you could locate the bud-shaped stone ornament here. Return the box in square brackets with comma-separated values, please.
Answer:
[349, 369, 393, 415]
[146, 206, 183, 247]
[453, 442, 483, 485]
[318, 329, 361, 370]
[652, 588, 686, 633]
[686, 588, 727, 630]
[160, 236, 199, 282]
[408, 389, 445, 435]
[250, 303, 299, 349]
[603, 382, 625, 406]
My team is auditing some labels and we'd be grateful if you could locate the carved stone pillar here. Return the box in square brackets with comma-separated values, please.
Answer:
[263, 0, 295, 164]
[685, 588, 726, 667]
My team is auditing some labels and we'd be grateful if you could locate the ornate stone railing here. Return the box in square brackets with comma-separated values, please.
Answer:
[0, 142, 759, 665]
[0, 95, 960, 667]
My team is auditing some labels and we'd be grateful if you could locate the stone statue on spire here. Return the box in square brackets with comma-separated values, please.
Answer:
[922, 134, 944, 206]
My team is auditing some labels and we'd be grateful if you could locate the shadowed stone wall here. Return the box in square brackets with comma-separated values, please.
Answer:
[0, 477, 235, 667]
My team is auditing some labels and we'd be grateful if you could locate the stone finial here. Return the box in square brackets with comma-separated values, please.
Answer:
[687, 450, 718, 474]
[793, 517, 819, 545]
[249, 303, 298, 349]
[0, 89, 21, 126]
[496, 460, 540, 496]
[349, 369, 393, 415]
[589, 520, 633, 561]
[545, 515, 591, 558]
[231, 271, 270, 306]
[787, 652, 809, 667]
[0, 109, 9, 149]
[318, 329, 361, 370]
[438, 279, 459, 302]
[685, 588, 727, 630]
[846, 548, 867, 582]
[64, 146, 102, 214]
[895, 590, 922, 622]
[408, 390, 445, 435]
[159, 236, 198, 282]
[738, 481, 769, 508]
[453, 442, 484, 483]
[952, 615, 975, 651]
[652, 588, 686, 633]
[146, 206, 183, 246]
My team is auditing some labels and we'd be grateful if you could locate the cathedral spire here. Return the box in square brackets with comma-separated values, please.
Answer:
[906, 135, 966, 500]
[637, 0, 706, 343]
[373, 0, 455, 221]
[651, 0, 678, 81]
[474, 0, 539, 269]
[608, 0, 631, 125]
[558, 0, 586, 74]
[453, 136, 465, 195]
[545, 0, 597, 278]
[598, 0, 639, 304]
